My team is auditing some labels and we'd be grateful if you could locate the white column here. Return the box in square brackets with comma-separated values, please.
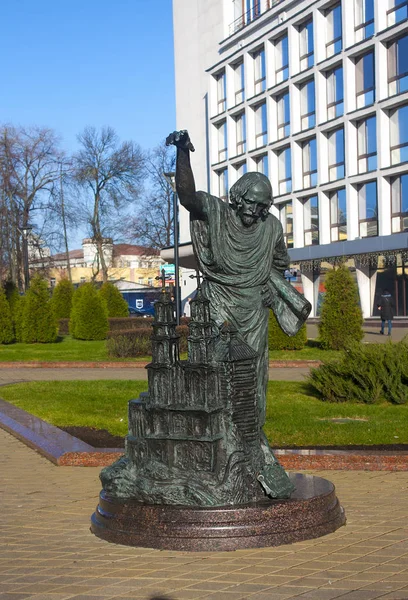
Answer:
[301, 267, 320, 317]
[355, 259, 377, 318]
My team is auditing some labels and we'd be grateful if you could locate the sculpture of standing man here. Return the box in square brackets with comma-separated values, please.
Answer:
[166, 130, 311, 429]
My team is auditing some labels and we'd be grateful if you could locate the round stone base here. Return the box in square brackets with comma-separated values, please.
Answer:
[90, 473, 346, 551]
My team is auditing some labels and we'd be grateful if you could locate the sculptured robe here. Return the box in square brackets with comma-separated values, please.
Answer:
[191, 192, 291, 426]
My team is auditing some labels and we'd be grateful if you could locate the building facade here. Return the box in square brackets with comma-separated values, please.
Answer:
[31, 239, 164, 289]
[172, 0, 408, 317]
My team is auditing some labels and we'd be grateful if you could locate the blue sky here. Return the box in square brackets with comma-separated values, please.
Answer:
[0, 0, 176, 152]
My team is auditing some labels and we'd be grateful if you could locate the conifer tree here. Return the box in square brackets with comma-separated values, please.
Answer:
[70, 283, 108, 340]
[0, 286, 14, 344]
[268, 311, 307, 350]
[69, 284, 86, 338]
[3, 280, 20, 340]
[51, 278, 74, 319]
[22, 275, 58, 343]
[99, 282, 129, 317]
[319, 263, 364, 350]
[13, 295, 26, 342]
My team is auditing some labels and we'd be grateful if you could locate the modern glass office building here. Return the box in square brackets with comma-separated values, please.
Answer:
[171, 0, 408, 317]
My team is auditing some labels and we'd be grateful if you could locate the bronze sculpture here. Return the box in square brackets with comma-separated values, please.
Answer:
[91, 130, 345, 549]
[167, 129, 311, 436]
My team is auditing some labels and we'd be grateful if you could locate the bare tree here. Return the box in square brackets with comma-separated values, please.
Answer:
[123, 141, 175, 249]
[0, 125, 61, 289]
[72, 126, 144, 282]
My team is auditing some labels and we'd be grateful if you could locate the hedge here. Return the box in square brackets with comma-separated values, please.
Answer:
[106, 325, 189, 358]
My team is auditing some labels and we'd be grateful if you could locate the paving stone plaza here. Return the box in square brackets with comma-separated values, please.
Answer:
[1, 426, 408, 600]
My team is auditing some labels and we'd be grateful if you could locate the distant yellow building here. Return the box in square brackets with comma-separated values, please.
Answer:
[31, 239, 164, 288]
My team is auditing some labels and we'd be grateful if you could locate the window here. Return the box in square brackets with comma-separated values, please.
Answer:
[215, 71, 226, 114]
[299, 19, 314, 71]
[358, 181, 378, 237]
[302, 138, 317, 188]
[148, 278, 153, 286]
[80, 277, 86, 284]
[328, 128, 345, 181]
[277, 91, 290, 139]
[235, 112, 246, 155]
[278, 147, 292, 194]
[234, 161, 247, 179]
[253, 47, 266, 94]
[388, 36, 408, 96]
[254, 102, 267, 147]
[279, 201, 293, 248]
[246, 0, 261, 22]
[391, 174, 408, 232]
[255, 154, 268, 175]
[326, 4, 342, 58]
[50, 278, 56, 288]
[217, 168, 229, 201]
[300, 79, 315, 130]
[275, 35, 289, 83]
[387, 0, 408, 27]
[390, 105, 408, 165]
[327, 66, 344, 120]
[216, 121, 227, 162]
[234, 60, 245, 105]
[357, 116, 377, 173]
[138, 277, 144, 285]
[304, 195, 319, 246]
[356, 51, 375, 108]
[355, 0, 374, 42]
[330, 188, 347, 241]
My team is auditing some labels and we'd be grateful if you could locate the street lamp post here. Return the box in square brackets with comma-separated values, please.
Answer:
[163, 171, 180, 326]
[18, 225, 33, 291]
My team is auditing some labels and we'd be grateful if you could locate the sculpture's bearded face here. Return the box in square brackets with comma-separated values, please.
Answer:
[236, 182, 272, 227]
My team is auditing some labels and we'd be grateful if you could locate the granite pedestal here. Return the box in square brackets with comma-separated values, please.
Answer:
[91, 472, 345, 551]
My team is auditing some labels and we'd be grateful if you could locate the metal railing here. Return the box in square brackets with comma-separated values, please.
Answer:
[228, 0, 285, 37]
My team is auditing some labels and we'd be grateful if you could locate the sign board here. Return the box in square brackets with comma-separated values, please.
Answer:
[162, 263, 175, 277]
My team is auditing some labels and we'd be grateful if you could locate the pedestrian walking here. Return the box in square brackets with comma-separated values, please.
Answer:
[377, 289, 395, 336]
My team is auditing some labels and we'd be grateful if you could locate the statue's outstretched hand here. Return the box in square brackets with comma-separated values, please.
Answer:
[166, 130, 195, 152]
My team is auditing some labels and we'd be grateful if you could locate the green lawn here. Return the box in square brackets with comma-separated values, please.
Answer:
[0, 336, 335, 363]
[268, 342, 337, 361]
[0, 336, 149, 362]
[1, 379, 406, 446]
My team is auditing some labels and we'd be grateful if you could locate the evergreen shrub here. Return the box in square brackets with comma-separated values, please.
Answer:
[69, 285, 86, 338]
[22, 275, 58, 343]
[13, 295, 26, 342]
[99, 282, 129, 317]
[308, 340, 408, 404]
[51, 278, 74, 319]
[4, 280, 20, 340]
[58, 318, 70, 335]
[268, 310, 307, 351]
[0, 286, 14, 344]
[70, 283, 109, 340]
[319, 264, 363, 350]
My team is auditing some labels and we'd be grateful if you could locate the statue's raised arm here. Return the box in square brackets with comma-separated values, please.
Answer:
[166, 130, 207, 220]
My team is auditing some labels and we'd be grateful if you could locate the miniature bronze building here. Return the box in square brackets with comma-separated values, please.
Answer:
[100, 286, 293, 506]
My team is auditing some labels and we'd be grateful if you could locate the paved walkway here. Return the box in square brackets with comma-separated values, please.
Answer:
[1, 428, 408, 600]
[0, 366, 309, 386]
